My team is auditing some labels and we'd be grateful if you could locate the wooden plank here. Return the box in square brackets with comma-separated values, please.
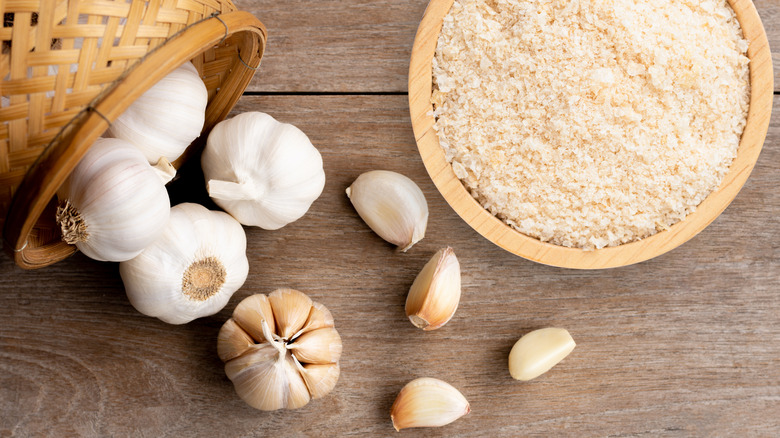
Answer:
[236, 0, 780, 92]
[1, 95, 778, 436]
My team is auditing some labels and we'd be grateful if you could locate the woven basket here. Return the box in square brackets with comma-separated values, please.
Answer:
[0, 0, 267, 269]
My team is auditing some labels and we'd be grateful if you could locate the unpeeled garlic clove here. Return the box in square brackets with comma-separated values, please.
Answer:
[390, 377, 470, 431]
[232, 294, 276, 343]
[217, 318, 256, 362]
[405, 247, 461, 331]
[296, 361, 341, 399]
[346, 170, 428, 252]
[508, 328, 576, 381]
[269, 288, 313, 339]
[298, 301, 335, 334]
[287, 327, 343, 364]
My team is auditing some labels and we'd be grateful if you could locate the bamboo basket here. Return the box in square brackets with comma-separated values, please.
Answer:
[0, 0, 267, 269]
[409, 0, 773, 269]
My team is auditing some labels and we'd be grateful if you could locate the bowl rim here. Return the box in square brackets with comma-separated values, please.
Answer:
[408, 0, 774, 269]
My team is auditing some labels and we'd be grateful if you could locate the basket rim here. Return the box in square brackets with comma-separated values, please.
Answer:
[408, 0, 774, 269]
[3, 10, 267, 269]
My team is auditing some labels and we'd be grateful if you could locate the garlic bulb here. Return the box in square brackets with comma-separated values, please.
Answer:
[106, 61, 207, 164]
[406, 247, 461, 330]
[346, 170, 428, 251]
[119, 203, 249, 325]
[390, 377, 470, 431]
[218, 289, 342, 411]
[202, 112, 326, 230]
[56, 137, 170, 262]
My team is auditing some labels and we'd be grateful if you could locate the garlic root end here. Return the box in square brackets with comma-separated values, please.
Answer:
[56, 200, 89, 244]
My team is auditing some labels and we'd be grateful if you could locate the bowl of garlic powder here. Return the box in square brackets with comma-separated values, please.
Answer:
[409, 0, 773, 269]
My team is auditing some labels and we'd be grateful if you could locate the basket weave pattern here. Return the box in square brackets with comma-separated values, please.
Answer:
[0, 0, 266, 268]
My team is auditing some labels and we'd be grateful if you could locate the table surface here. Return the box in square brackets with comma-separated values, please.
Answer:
[2, 1, 779, 436]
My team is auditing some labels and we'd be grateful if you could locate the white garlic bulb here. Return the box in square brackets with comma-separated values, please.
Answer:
[56, 137, 170, 262]
[119, 203, 249, 325]
[202, 112, 326, 230]
[346, 170, 428, 251]
[106, 61, 207, 164]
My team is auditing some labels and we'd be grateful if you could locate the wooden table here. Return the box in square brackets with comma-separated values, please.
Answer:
[2, 1, 779, 436]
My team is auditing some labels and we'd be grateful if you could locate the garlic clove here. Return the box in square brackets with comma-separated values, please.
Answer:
[390, 377, 470, 431]
[346, 170, 428, 252]
[225, 346, 288, 411]
[508, 328, 576, 381]
[283, 354, 312, 409]
[297, 301, 335, 336]
[217, 318, 256, 362]
[297, 362, 341, 399]
[287, 327, 343, 365]
[232, 294, 276, 343]
[405, 247, 461, 331]
[224, 343, 281, 379]
[269, 288, 313, 340]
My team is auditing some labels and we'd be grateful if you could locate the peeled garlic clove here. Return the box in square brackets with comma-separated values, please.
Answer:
[390, 377, 470, 431]
[232, 294, 276, 343]
[106, 61, 207, 164]
[269, 288, 313, 339]
[119, 203, 249, 325]
[298, 362, 340, 399]
[56, 137, 170, 262]
[346, 170, 428, 252]
[508, 328, 576, 381]
[217, 319, 256, 362]
[287, 327, 342, 364]
[406, 247, 461, 330]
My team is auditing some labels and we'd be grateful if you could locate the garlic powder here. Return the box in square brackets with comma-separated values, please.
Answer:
[432, 0, 750, 249]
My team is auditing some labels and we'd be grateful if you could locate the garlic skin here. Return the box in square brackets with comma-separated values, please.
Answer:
[346, 170, 428, 252]
[106, 61, 207, 164]
[119, 203, 249, 325]
[56, 137, 170, 262]
[218, 289, 342, 411]
[508, 328, 576, 381]
[390, 377, 470, 431]
[406, 247, 461, 330]
[202, 112, 326, 230]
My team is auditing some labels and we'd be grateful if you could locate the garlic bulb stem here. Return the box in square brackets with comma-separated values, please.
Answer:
[153, 157, 177, 185]
[207, 179, 261, 202]
[56, 200, 88, 244]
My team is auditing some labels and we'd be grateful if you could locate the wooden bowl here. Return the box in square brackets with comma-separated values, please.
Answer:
[1, 1, 266, 269]
[409, 0, 774, 269]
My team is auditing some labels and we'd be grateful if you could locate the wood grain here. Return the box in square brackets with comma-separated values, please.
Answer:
[1, 95, 778, 436]
[236, 0, 780, 93]
[408, 0, 774, 269]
